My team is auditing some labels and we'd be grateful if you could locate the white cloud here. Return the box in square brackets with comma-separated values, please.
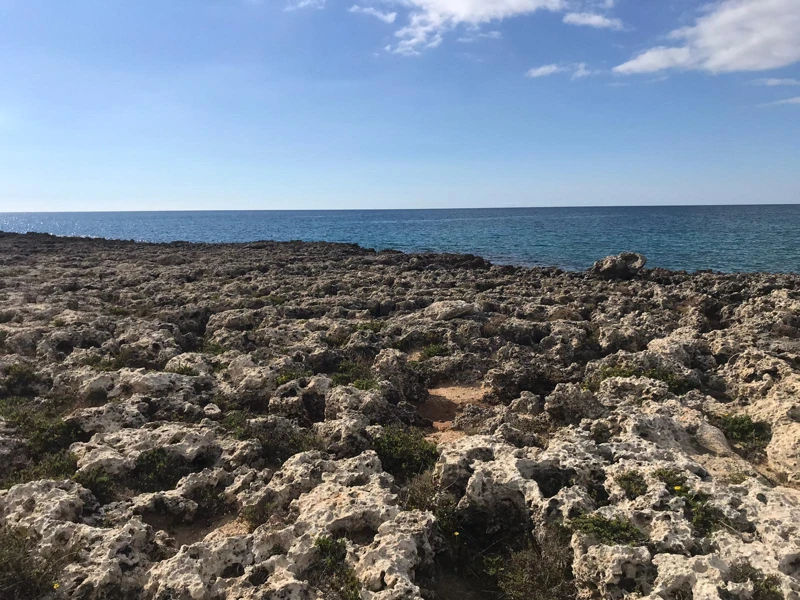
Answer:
[614, 0, 800, 75]
[457, 29, 502, 42]
[388, 0, 566, 55]
[563, 12, 622, 30]
[764, 96, 800, 106]
[525, 63, 597, 79]
[349, 5, 397, 23]
[284, 0, 325, 11]
[526, 64, 564, 77]
[753, 78, 800, 86]
[571, 62, 596, 79]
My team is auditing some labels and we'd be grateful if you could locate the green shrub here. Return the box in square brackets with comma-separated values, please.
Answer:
[0, 397, 83, 458]
[276, 370, 312, 386]
[355, 321, 384, 333]
[190, 486, 231, 520]
[724, 563, 784, 600]
[202, 340, 227, 356]
[310, 536, 361, 600]
[498, 525, 576, 600]
[1, 365, 41, 397]
[616, 471, 648, 500]
[710, 414, 772, 460]
[589, 365, 695, 395]
[223, 411, 319, 463]
[402, 470, 458, 536]
[421, 344, 449, 359]
[1, 451, 78, 489]
[73, 468, 118, 505]
[0, 523, 78, 600]
[571, 514, 646, 546]
[128, 448, 193, 492]
[654, 468, 689, 494]
[331, 361, 378, 390]
[654, 469, 730, 537]
[374, 426, 439, 482]
[166, 365, 199, 376]
[241, 499, 275, 532]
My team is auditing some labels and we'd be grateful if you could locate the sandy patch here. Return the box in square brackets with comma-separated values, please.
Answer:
[418, 384, 485, 432]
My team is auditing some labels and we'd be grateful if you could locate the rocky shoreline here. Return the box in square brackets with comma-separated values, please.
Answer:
[1, 232, 799, 600]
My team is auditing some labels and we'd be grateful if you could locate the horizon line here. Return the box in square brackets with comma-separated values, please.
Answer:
[1, 202, 799, 214]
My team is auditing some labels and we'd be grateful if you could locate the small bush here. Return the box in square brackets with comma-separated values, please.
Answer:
[128, 448, 193, 492]
[654, 468, 689, 493]
[276, 370, 312, 386]
[374, 426, 439, 482]
[240, 499, 275, 532]
[310, 536, 361, 600]
[73, 468, 118, 505]
[0, 397, 83, 458]
[0, 523, 78, 600]
[710, 414, 772, 460]
[402, 470, 458, 536]
[421, 344, 449, 359]
[355, 321, 384, 333]
[589, 365, 695, 395]
[724, 563, 784, 600]
[498, 525, 576, 600]
[1, 451, 78, 489]
[571, 514, 646, 546]
[1, 365, 41, 397]
[166, 365, 199, 377]
[190, 486, 231, 520]
[202, 340, 227, 356]
[616, 471, 648, 500]
[332, 360, 378, 391]
[654, 469, 730, 537]
[223, 411, 319, 463]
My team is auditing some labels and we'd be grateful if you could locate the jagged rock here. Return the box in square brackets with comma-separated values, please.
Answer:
[590, 252, 647, 280]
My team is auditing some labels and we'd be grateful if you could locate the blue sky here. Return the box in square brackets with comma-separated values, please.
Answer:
[0, 0, 799, 211]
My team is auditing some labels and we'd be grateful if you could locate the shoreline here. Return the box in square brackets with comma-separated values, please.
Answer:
[0, 232, 799, 599]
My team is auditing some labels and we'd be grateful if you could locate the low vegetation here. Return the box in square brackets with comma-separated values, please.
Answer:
[0, 396, 85, 488]
[571, 514, 646, 546]
[421, 343, 449, 359]
[655, 468, 731, 537]
[373, 425, 439, 481]
[1, 364, 42, 397]
[165, 365, 199, 377]
[588, 365, 696, 395]
[710, 413, 772, 460]
[401, 470, 458, 536]
[309, 536, 361, 600]
[331, 360, 378, 391]
[722, 563, 784, 600]
[616, 471, 648, 500]
[0, 523, 78, 600]
[498, 525, 577, 600]
[276, 370, 313, 386]
[73, 468, 118, 505]
[128, 448, 194, 492]
[222, 410, 320, 463]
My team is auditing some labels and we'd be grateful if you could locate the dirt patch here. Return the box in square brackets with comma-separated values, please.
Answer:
[418, 385, 485, 433]
[142, 512, 240, 548]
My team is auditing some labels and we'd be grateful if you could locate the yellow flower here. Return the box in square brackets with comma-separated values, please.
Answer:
[53, 583, 60, 590]
[453, 531, 460, 536]
[674, 486, 682, 491]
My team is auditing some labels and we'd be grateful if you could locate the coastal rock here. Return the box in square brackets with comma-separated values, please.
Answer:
[590, 252, 647, 280]
[0, 233, 798, 600]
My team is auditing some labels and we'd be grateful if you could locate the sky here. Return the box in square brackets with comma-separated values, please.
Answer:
[0, 0, 799, 211]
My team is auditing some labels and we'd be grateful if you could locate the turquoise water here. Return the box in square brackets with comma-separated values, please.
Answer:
[1, 205, 798, 273]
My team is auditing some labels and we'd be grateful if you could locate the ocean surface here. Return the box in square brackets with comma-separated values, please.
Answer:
[1, 205, 798, 273]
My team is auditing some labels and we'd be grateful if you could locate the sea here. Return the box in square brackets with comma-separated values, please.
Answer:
[1, 205, 799, 273]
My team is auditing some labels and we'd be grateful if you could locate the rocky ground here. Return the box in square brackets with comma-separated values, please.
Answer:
[1, 233, 799, 600]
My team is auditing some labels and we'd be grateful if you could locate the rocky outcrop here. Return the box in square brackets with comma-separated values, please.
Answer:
[0, 233, 799, 600]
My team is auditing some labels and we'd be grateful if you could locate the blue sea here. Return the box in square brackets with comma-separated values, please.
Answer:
[1, 205, 798, 273]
